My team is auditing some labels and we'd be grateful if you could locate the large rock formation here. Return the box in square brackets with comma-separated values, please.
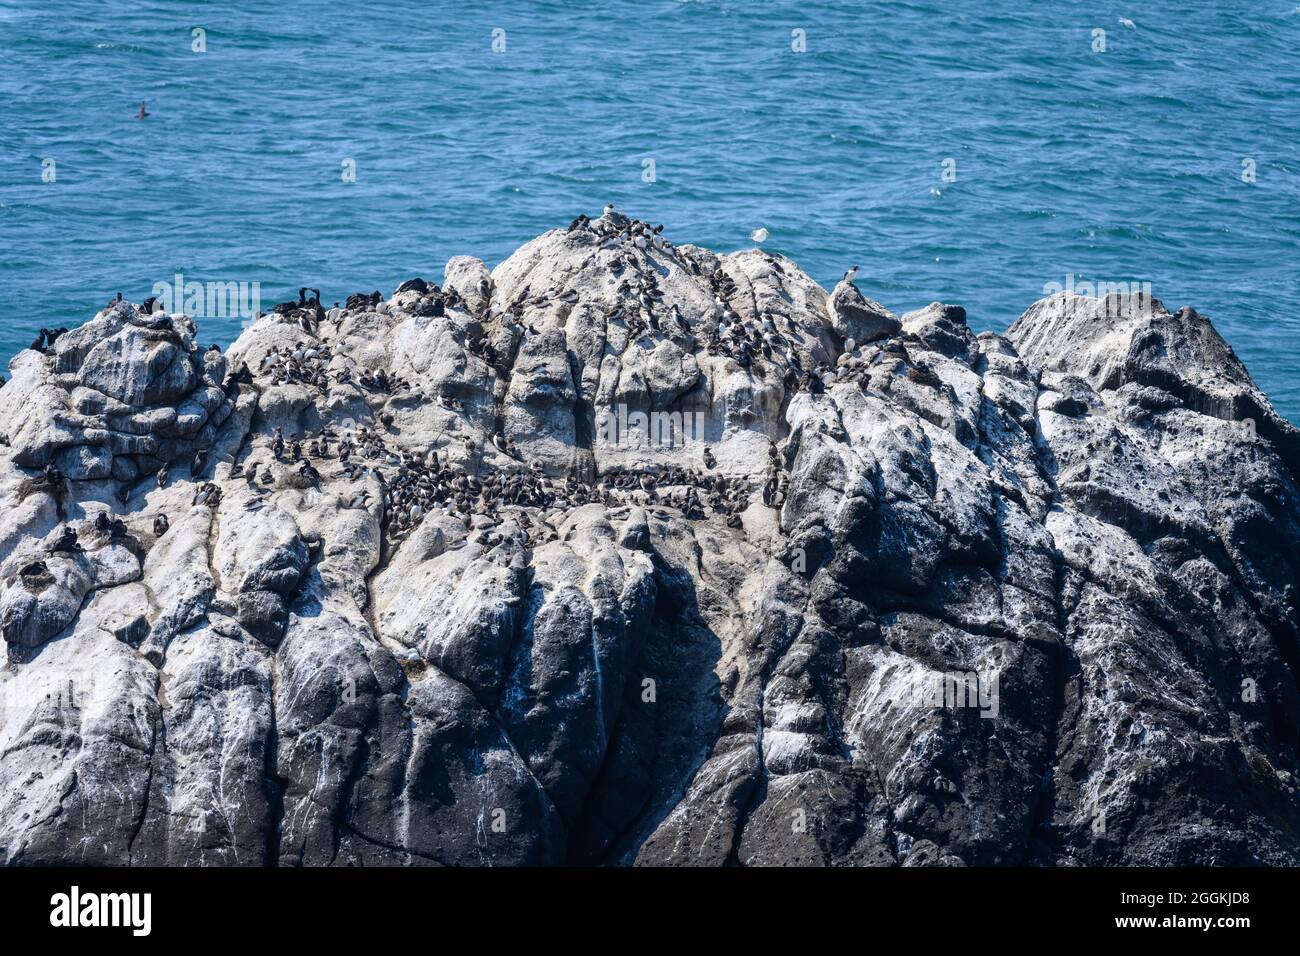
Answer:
[0, 212, 1297, 866]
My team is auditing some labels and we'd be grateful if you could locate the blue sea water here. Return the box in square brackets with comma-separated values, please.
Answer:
[2, 1, 1298, 418]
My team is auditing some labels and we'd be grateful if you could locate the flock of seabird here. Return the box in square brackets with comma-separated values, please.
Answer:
[559, 205, 852, 396]
[219, 411, 770, 548]
[26, 326, 69, 355]
[18, 205, 884, 582]
[271, 287, 326, 335]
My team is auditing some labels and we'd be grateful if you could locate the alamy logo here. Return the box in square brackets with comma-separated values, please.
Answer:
[595, 404, 707, 449]
[921, 670, 1000, 719]
[151, 272, 260, 319]
[49, 886, 152, 936]
[1041, 273, 1153, 319]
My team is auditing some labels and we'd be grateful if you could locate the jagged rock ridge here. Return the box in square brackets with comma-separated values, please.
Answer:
[0, 211, 1297, 866]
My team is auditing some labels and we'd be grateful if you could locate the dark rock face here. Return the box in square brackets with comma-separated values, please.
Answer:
[0, 218, 1297, 867]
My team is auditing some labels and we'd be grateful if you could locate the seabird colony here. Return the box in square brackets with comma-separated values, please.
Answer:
[14, 205, 890, 570]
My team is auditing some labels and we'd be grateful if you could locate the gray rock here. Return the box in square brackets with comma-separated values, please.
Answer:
[1, 217, 1297, 867]
[828, 278, 901, 344]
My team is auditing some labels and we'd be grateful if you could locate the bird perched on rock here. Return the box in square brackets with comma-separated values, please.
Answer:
[153, 513, 169, 536]
[703, 446, 717, 470]
[905, 363, 943, 388]
[50, 526, 82, 554]
[671, 303, 691, 337]
[156, 465, 169, 489]
[843, 264, 859, 283]
[191, 449, 209, 477]
[599, 202, 631, 231]
[93, 510, 128, 540]
[193, 482, 221, 507]
[345, 290, 383, 311]
[19, 559, 52, 586]
[274, 288, 307, 316]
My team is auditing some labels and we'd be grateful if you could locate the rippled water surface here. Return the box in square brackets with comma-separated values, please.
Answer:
[2, 1, 1298, 417]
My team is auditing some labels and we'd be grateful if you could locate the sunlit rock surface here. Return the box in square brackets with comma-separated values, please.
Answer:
[0, 214, 1297, 866]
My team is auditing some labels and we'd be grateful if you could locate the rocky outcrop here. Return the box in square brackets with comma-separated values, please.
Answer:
[1, 213, 1297, 867]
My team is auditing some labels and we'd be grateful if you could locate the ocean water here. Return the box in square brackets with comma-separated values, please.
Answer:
[2, 1, 1298, 419]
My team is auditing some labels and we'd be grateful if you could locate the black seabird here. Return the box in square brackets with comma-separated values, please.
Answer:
[193, 482, 221, 507]
[50, 526, 82, 554]
[671, 304, 690, 335]
[225, 362, 254, 390]
[19, 560, 52, 588]
[94, 510, 127, 540]
[395, 278, 428, 295]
